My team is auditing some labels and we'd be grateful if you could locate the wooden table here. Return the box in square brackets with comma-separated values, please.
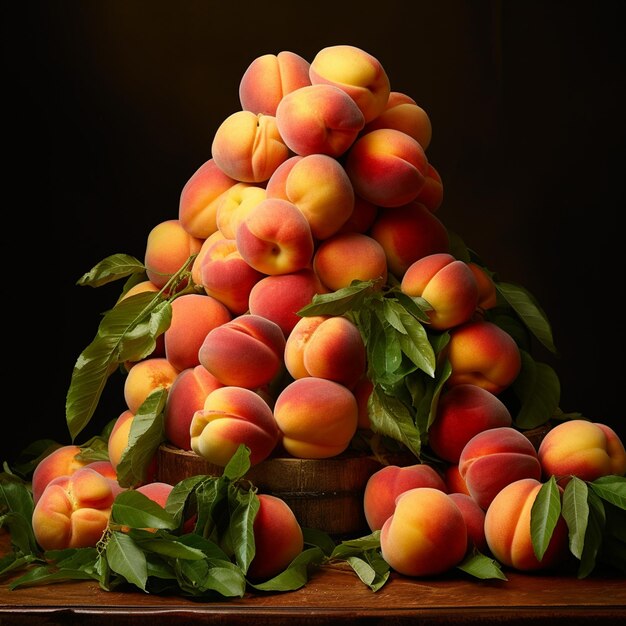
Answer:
[2, 533, 625, 625]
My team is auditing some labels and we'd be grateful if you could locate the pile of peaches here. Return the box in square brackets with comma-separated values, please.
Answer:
[28, 44, 626, 582]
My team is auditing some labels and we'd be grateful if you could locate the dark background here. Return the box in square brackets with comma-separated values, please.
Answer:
[4, 1, 624, 463]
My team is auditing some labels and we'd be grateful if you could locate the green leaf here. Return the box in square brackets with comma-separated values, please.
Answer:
[302, 527, 337, 556]
[65, 293, 172, 442]
[111, 491, 177, 530]
[297, 280, 379, 317]
[562, 477, 589, 559]
[578, 488, 606, 578]
[223, 445, 252, 481]
[530, 476, 562, 561]
[227, 484, 259, 573]
[76, 254, 146, 288]
[368, 386, 422, 457]
[589, 475, 626, 509]
[9, 565, 98, 589]
[395, 308, 436, 377]
[130, 529, 207, 560]
[106, 531, 148, 591]
[513, 350, 561, 429]
[456, 551, 507, 580]
[495, 281, 557, 354]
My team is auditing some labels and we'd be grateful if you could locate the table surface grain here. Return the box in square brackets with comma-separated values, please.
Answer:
[2, 529, 626, 626]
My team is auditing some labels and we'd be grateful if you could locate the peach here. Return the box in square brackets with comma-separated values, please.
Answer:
[164, 365, 224, 450]
[427, 384, 513, 463]
[414, 163, 443, 213]
[363, 463, 447, 532]
[537, 419, 626, 484]
[345, 128, 429, 208]
[484, 478, 570, 571]
[353, 375, 374, 429]
[190, 386, 279, 467]
[248, 268, 327, 337]
[163, 293, 232, 371]
[269, 153, 355, 240]
[448, 492, 487, 553]
[190, 230, 227, 287]
[198, 314, 286, 389]
[247, 493, 304, 581]
[380, 487, 467, 577]
[363, 91, 432, 150]
[123, 357, 180, 415]
[446, 320, 522, 394]
[32, 445, 87, 504]
[275, 83, 365, 157]
[335, 195, 378, 235]
[273, 377, 358, 459]
[212, 182, 265, 240]
[144, 219, 203, 290]
[211, 110, 290, 183]
[284, 315, 366, 389]
[444, 464, 471, 496]
[239, 50, 311, 116]
[467, 262, 498, 311]
[178, 158, 237, 239]
[309, 45, 390, 124]
[401, 253, 479, 330]
[313, 232, 387, 291]
[236, 198, 315, 275]
[458, 426, 542, 510]
[369, 200, 450, 279]
[108, 409, 158, 483]
[136, 481, 174, 508]
[198, 237, 264, 315]
[32, 466, 123, 551]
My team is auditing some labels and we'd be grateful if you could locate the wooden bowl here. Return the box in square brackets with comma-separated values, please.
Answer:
[157, 445, 413, 537]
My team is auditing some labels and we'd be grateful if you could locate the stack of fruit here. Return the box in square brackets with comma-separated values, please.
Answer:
[10, 45, 626, 590]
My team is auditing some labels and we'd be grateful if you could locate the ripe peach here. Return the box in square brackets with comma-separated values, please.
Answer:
[335, 195, 378, 235]
[427, 384, 513, 463]
[484, 478, 570, 571]
[211, 110, 290, 183]
[199, 237, 264, 315]
[31, 445, 88, 505]
[313, 232, 387, 291]
[345, 128, 429, 208]
[136, 481, 174, 508]
[267, 153, 355, 240]
[275, 83, 365, 157]
[273, 377, 358, 459]
[363, 91, 432, 150]
[108, 409, 158, 483]
[236, 198, 314, 275]
[401, 253, 479, 330]
[284, 315, 366, 389]
[144, 219, 203, 290]
[198, 314, 286, 389]
[369, 200, 450, 279]
[380, 487, 467, 577]
[248, 268, 327, 337]
[190, 386, 280, 467]
[537, 419, 626, 484]
[32, 466, 123, 551]
[215, 182, 267, 239]
[467, 262, 498, 311]
[178, 158, 237, 239]
[458, 426, 542, 510]
[239, 51, 311, 116]
[163, 293, 232, 372]
[446, 320, 522, 394]
[247, 493, 304, 582]
[190, 230, 227, 286]
[414, 163, 444, 213]
[363, 464, 447, 532]
[444, 463, 471, 496]
[309, 45, 390, 124]
[123, 357, 180, 415]
[448, 492, 487, 553]
[164, 365, 224, 450]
